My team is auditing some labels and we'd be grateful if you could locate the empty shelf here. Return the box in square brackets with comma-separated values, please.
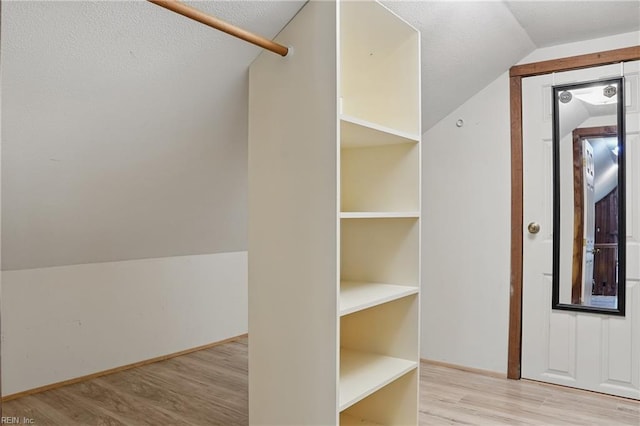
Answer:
[341, 115, 419, 147]
[340, 281, 418, 316]
[339, 348, 417, 411]
[340, 212, 419, 219]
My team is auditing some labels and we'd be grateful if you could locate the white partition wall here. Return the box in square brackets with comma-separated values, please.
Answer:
[248, 1, 421, 424]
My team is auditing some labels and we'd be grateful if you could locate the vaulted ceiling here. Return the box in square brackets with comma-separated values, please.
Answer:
[2, 1, 638, 269]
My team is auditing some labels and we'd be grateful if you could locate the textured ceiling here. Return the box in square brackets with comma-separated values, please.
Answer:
[1, 0, 638, 269]
[505, 1, 640, 48]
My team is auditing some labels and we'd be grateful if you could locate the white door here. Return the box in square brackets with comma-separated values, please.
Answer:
[521, 61, 640, 399]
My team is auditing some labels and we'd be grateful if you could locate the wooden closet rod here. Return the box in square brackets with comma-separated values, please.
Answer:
[147, 0, 289, 57]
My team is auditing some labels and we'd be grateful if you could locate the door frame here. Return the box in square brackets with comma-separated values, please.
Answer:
[507, 45, 640, 379]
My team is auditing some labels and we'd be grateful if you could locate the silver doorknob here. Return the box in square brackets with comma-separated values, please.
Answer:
[527, 222, 540, 234]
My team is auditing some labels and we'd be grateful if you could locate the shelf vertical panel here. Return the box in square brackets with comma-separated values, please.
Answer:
[248, 1, 338, 424]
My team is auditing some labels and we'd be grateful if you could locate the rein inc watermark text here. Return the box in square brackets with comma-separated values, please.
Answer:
[1, 418, 35, 424]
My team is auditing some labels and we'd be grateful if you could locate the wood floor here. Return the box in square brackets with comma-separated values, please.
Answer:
[3, 337, 638, 425]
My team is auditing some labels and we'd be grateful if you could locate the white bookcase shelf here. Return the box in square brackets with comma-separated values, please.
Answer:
[340, 281, 418, 316]
[340, 212, 419, 219]
[339, 348, 417, 411]
[340, 369, 418, 425]
[249, 1, 420, 424]
[341, 115, 419, 147]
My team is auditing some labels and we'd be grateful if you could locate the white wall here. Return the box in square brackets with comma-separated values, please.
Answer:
[421, 72, 512, 373]
[1, 252, 247, 396]
[421, 31, 640, 374]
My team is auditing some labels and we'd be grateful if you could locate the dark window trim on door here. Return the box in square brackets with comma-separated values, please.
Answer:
[508, 45, 640, 380]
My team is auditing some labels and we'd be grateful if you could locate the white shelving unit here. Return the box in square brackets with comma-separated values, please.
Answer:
[249, 1, 420, 424]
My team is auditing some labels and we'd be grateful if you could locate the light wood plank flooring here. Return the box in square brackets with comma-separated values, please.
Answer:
[3, 337, 638, 425]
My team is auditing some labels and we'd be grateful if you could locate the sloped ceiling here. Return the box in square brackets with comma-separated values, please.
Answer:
[1, 1, 638, 269]
[505, 1, 640, 48]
